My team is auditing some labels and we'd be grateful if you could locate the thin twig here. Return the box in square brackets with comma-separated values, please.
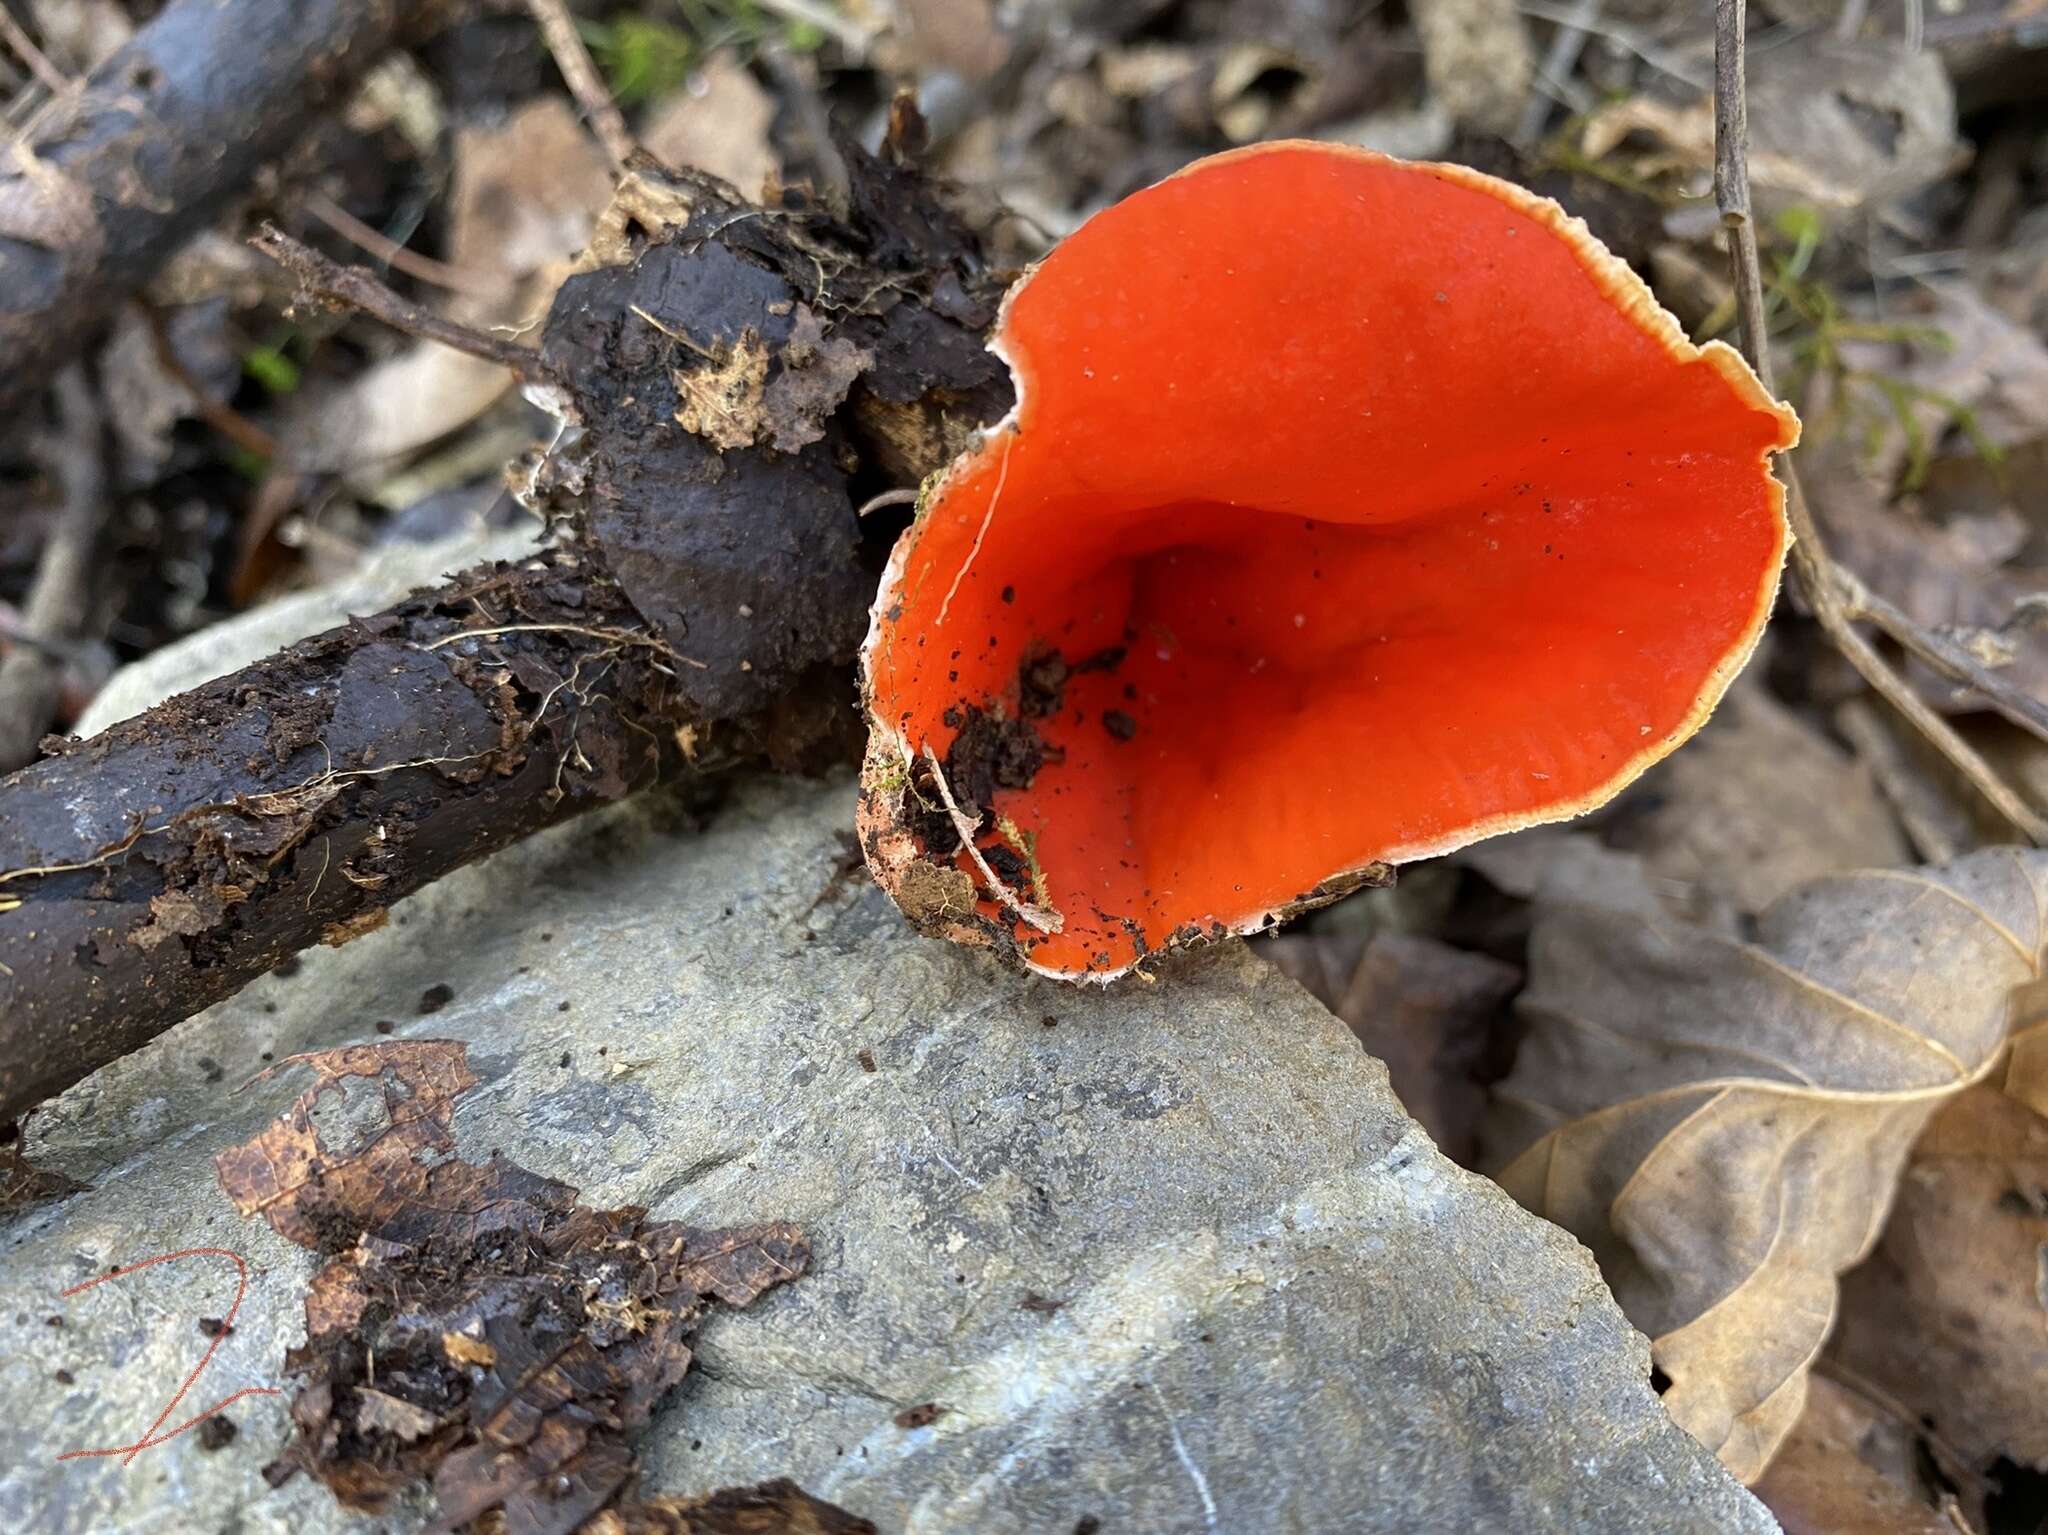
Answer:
[137, 303, 280, 462]
[0, 750, 500, 892]
[524, 0, 635, 173]
[250, 224, 547, 377]
[303, 192, 507, 299]
[0, 2, 66, 94]
[0, 366, 108, 771]
[922, 748, 1062, 933]
[1713, 0, 2047, 844]
[1517, 0, 1601, 144]
[1838, 571, 2048, 746]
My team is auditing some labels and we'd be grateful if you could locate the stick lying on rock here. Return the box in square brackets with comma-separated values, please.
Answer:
[0, 142, 1013, 1131]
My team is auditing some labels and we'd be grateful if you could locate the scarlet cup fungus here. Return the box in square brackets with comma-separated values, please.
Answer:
[859, 142, 1799, 980]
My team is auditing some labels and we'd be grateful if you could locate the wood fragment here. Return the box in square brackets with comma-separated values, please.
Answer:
[0, 144, 1014, 1132]
[250, 224, 546, 376]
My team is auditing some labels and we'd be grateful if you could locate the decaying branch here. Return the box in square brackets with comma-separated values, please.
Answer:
[250, 223, 548, 376]
[1712, 0, 2048, 845]
[0, 549, 714, 1127]
[0, 0, 464, 417]
[0, 135, 1015, 1131]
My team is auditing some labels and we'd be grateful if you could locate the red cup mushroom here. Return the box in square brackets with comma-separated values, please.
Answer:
[858, 142, 1799, 980]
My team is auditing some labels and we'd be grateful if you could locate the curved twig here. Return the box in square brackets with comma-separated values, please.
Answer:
[250, 224, 548, 377]
[922, 748, 1062, 934]
[1714, 0, 2047, 845]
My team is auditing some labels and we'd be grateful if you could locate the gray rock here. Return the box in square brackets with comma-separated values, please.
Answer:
[4, 574, 1776, 1534]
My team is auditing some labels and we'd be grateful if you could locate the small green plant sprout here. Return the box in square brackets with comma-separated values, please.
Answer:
[1747, 204, 2004, 492]
[582, 0, 830, 109]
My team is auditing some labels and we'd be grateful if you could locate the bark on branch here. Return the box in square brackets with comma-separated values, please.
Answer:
[0, 0, 462, 416]
[0, 550, 717, 1125]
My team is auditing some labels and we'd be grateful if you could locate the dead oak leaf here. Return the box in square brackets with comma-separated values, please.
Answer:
[1752, 1375, 1956, 1535]
[1487, 842, 2045, 1483]
[1579, 38, 1957, 215]
[1829, 1084, 2048, 1476]
[212, 1039, 480, 1250]
[2003, 984, 2048, 1117]
[1625, 681, 1910, 921]
[1331, 931, 1520, 1166]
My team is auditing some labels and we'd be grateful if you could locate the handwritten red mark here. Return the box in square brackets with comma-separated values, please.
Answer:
[54, 1247, 280, 1465]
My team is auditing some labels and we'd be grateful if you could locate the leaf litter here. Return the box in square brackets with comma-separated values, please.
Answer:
[1829, 1085, 2048, 1483]
[1484, 842, 2045, 1483]
[213, 1039, 862, 1534]
[10, 0, 2048, 1522]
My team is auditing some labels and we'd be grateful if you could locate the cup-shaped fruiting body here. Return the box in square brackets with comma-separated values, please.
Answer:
[860, 142, 1799, 981]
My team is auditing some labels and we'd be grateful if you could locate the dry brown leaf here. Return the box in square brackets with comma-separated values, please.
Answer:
[1488, 843, 2045, 1482]
[1829, 1084, 2048, 1475]
[1805, 455, 2048, 719]
[642, 53, 780, 197]
[1623, 681, 1911, 921]
[214, 1039, 480, 1249]
[2004, 981, 2048, 1116]
[447, 96, 613, 310]
[1752, 1375, 1956, 1535]
[893, 0, 1008, 82]
[583, 1479, 878, 1534]
[294, 344, 516, 472]
[1836, 281, 2048, 486]
[1262, 928, 1368, 1011]
[1335, 932, 1519, 1165]
[1580, 38, 1958, 214]
[216, 1039, 811, 1534]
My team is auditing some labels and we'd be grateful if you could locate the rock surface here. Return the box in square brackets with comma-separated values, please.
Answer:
[4, 577, 1776, 1534]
